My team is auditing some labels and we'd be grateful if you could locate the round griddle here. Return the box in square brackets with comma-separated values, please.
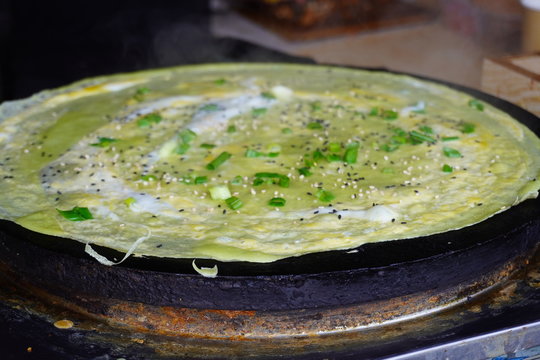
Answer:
[0, 65, 539, 315]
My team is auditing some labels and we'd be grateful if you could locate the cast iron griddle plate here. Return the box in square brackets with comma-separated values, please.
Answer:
[0, 66, 539, 311]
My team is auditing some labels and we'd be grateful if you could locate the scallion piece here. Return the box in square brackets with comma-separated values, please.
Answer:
[268, 197, 286, 207]
[209, 185, 231, 200]
[133, 87, 150, 102]
[343, 142, 360, 164]
[328, 142, 341, 153]
[200, 104, 219, 112]
[313, 149, 325, 162]
[137, 113, 162, 128]
[442, 136, 459, 142]
[227, 125, 236, 133]
[298, 167, 312, 177]
[442, 164, 453, 173]
[409, 130, 436, 144]
[194, 176, 208, 184]
[90, 137, 118, 147]
[179, 129, 197, 143]
[316, 189, 335, 202]
[175, 143, 190, 155]
[200, 143, 216, 149]
[214, 78, 226, 85]
[282, 128, 292, 134]
[206, 152, 232, 170]
[245, 149, 263, 158]
[419, 125, 433, 134]
[307, 121, 323, 130]
[327, 154, 342, 162]
[382, 109, 399, 120]
[443, 147, 462, 158]
[461, 123, 476, 133]
[56, 206, 93, 221]
[231, 176, 243, 185]
[225, 196, 243, 210]
[267, 152, 280, 158]
[253, 172, 290, 188]
[261, 91, 276, 100]
[381, 168, 394, 174]
[311, 101, 322, 111]
[252, 108, 267, 117]
[381, 143, 399, 152]
[468, 99, 484, 111]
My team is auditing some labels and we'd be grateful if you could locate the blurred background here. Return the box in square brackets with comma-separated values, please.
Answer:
[0, 0, 539, 114]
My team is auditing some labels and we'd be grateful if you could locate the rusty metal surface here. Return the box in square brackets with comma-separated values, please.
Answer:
[0, 247, 539, 359]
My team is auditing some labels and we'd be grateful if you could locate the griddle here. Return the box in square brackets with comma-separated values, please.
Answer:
[0, 65, 539, 312]
[0, 19, 539, 356]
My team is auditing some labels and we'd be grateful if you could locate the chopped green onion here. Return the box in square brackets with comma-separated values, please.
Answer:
[90, 137, 118, 147]
[327, 154, 342, 162]
[267, 152, 280, 158]
[298, 167, 312, 177]
[227, 125, 236, 133]
[381, 143, 399, 152]
[252, 108, 267, 117]
[381, 168, 394, 174]
[461, 123, 476, 133]
[442, 164, 453, 173]
[443, 147, 462, 158]
[307, 121, 323, 130]
[56, 206, 93, 221]
[442, 136, 459, 142]
[328, 142, 341, 153]
[200, 104, 219, 112]
[282, 128, 292, 134]
[124, 197, 136, 207]
[468, 99, 484, 111]
[383, 110, 399, 120]
[231, 176, 243, 185]
[253, 172, 290, 188]
[140, 174, 157, 181]
[419, 125, 433, 134]
[245, 149, 263, 158]
[370, 107, 398, 120]
[225, 196, 243, 210]
[316, 189, 335, 202]
[268, 197, 286, 207]
[179, 129, 197, 143]
[206, 152, 232, 170]
[409, 130, 436, 144]
[311, 101, 322, 111]
[343, 142, 360, 164]
[313, 149, 325, 162]
[137, 113, 162, 128]
[200, 143, 216, 149]
[175, 143, 190, 155]
[209, 185, 231, 200]
[261, 91, 276, 100]
[194, 176, 208, 184]
[214, 78, 226, 85]
[391, 135, 408, 144]
[133, 87, 150, 102]
[393, 128, 408, 137]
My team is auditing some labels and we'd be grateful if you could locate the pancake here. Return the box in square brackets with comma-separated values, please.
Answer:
[1, 63, 539, 263]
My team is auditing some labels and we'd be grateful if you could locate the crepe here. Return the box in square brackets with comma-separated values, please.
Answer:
[1, 63, 539, 263]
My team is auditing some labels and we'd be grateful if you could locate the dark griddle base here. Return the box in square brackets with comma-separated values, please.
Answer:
[1, 246, 539, 360]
